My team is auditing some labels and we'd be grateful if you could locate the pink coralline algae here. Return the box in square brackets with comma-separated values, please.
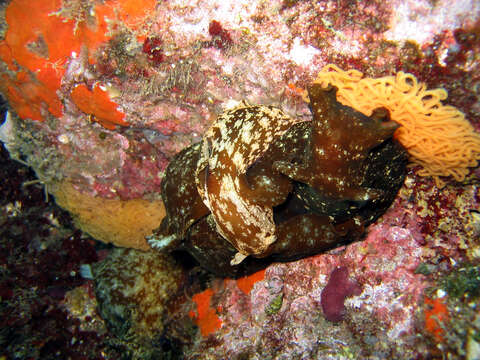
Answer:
[321, 267, 362, 322]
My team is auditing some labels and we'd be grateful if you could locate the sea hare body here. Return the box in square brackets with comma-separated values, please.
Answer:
[149, 142, 209, 251]
[149, 84, 408, 276]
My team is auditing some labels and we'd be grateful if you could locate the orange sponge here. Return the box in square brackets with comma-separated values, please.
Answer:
[0, 0, 156, 125]
[70, 84, 129, 129]
[189, 288, 223, 337]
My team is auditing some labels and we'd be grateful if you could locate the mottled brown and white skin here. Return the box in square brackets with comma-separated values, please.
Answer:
[147, 142, 209, 250]
[196, 103, 304, 262]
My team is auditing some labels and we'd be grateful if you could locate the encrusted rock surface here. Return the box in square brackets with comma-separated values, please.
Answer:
[0, 0, 479, 359]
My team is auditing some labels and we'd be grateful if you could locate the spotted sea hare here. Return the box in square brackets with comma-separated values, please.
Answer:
[148, 84, 408, 276]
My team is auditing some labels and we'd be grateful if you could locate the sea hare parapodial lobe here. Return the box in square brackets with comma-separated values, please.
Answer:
[196, 104, 304, 257]
[205, 170, 276, 257]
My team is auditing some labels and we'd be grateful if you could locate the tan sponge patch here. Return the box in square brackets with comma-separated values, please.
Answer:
[52, 181, 165, 250]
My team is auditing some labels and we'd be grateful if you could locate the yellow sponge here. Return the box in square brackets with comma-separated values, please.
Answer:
[52, 181, 165, 250]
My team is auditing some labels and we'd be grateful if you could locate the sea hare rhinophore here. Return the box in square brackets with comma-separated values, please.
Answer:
[148, 84, 408, 276]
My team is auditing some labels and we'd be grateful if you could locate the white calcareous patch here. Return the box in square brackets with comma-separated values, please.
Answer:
[0, 112, 17, 152]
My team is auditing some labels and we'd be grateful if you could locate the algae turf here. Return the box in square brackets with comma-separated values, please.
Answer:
[442, 264, 480, 300]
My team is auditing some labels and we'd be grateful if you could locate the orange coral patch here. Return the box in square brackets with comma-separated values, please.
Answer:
[0, 0, 70, 121]
[0, 0, 154, 124]
[71, 84, 129, 129]
[116, 0, 157, 27]
[1, 0, 114, 74]
[2, 0, 66, 72]
[424, 297, 449, 342]
[236, 269, 266, 295]
[0, 0, 110, 122]
[190, 288, 222, 337]
[6, 85, 43, 121]
[2, 72, 63, 121]
[287, 82, 305, 96]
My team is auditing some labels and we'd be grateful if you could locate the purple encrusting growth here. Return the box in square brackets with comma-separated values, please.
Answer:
[321, 266, 362, 322]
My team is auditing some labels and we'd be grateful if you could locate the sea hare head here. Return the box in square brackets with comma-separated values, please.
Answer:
[273, 84, 399, 202]
[149, 83, 407, 276]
